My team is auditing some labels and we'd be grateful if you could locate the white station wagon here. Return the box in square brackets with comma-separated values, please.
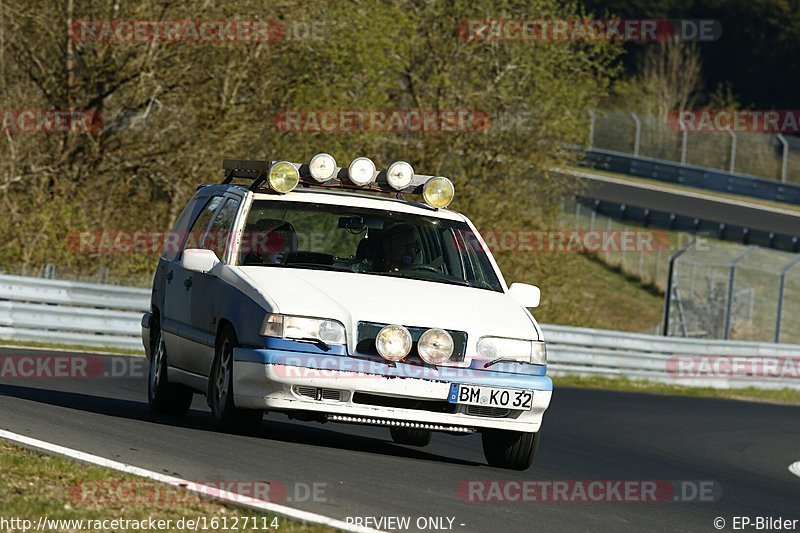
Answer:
[141, 154, 552, 470]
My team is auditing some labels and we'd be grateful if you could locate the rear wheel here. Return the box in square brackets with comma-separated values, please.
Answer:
[482, 430, 539, 470]
[389, 427, 433, 447]
[209, 327, 263, 433]
[147, 323, 193, 415]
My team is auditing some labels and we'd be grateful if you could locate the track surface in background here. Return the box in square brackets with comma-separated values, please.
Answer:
[0, 348, 798, 532]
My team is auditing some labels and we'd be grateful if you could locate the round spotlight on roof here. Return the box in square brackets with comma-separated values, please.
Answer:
[348, 157, 377, 186]
[309, 153, 337, 182]
[386, 161, 414, 190]
[422, 177, 455, 208]
[268, 161, 300, 193]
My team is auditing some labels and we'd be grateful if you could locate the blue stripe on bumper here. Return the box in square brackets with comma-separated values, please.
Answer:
[234, 347, 552, 391]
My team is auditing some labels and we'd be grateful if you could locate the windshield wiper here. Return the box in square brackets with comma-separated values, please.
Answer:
[260, 263, 351, 272]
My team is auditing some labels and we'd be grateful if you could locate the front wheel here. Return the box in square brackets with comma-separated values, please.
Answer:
[148, 324, 193, 415]
[482, 430, 539, 470]
[209, 327, 263, 433]
[389, 427, 433, 447]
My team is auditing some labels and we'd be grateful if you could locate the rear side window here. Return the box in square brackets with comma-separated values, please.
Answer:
[161, 197, 199, 261]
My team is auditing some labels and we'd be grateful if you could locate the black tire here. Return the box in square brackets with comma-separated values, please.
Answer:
[209, 326, 263, 433]
[148, 323, 193, 415]
[390, 427, 433, 447]
[482, 430, 539, 470]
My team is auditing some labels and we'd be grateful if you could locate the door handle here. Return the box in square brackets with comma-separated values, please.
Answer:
[166, 270, 173, 282]
[183, 277, 192, 289]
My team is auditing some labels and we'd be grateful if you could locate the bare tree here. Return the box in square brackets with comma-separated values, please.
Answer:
[638, 36, 703, 118]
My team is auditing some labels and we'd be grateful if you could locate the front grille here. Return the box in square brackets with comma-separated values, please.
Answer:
[296, 386, 316, 399]
[466, 405, 511, 418]
[352, 392, 457, 414]
[293, 386, 344, 402]
[356, 321, 467, 363]
[321, 389, 342, 401]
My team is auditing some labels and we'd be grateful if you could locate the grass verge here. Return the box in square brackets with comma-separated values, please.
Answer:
[555, 374, 800, 405]
[0, 339, 144, 356]
[0, 439, 332, 532]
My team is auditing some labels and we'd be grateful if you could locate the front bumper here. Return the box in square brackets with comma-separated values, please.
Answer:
[233, 345, 553, 433]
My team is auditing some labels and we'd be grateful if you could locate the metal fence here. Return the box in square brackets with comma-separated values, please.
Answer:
[567, 203, 691, 294]
[1, 274, 798, 390]
[664, 240, 800, 344]
[588, 110, 800, 185]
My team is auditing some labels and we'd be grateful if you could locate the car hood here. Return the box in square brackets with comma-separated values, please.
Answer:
[236, 266, 541, 352]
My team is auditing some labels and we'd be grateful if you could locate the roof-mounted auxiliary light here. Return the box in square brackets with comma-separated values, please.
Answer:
[268, 161, 300, 193]
[386, 161, 414, 190]
[422, 177, 455, 208]
[308, 153, 338, 182]
[348, 157, 377, 186]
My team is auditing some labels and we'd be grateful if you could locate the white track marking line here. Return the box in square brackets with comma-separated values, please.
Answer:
[0, 429, 382, 533]
[789, 461, 800, 479]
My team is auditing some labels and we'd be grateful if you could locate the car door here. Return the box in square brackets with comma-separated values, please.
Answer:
[183, 195, 242, 377]
[152, 194, 201, 343]
[164, 195, 225, 371]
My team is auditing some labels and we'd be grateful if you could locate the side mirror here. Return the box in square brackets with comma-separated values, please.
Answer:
[182, 248, 220, 274]
[509, 283, 541, 308]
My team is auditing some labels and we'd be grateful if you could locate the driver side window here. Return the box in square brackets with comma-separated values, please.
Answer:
[181, 196, 224, 258]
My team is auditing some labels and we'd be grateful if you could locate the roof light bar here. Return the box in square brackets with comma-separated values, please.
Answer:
[221, 156, 455, 208]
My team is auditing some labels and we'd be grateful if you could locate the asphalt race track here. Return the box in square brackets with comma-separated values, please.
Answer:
[1, 347, 798, 532]
[573, 171, 800, 235]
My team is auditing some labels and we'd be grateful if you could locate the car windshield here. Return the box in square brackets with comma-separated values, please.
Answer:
[237, 199, 503, 292]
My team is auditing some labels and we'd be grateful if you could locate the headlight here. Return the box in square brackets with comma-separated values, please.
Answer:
[418, 328, 454, 365]
[261, 314, 346, 345]
[348, 157, 377, 185]
[476, 337, 546, 365]
[386, 161, 414, 190]
[422, 177, 454, 208]
[376, 324, 412, 362]
[309, 153, 337, 182]
[268, 161, 300, 193]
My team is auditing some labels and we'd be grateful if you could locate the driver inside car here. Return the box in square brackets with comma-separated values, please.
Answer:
[381, 223, 421, 272]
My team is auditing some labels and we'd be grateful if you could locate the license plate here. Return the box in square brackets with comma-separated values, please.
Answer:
[448, 384, 533, 411]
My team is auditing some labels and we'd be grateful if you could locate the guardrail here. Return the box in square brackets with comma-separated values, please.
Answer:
[583, 148, 800, 206]
[1, 275, 798, 390]
[545, 324, 800, 391]
[0, 274, 149, 350]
